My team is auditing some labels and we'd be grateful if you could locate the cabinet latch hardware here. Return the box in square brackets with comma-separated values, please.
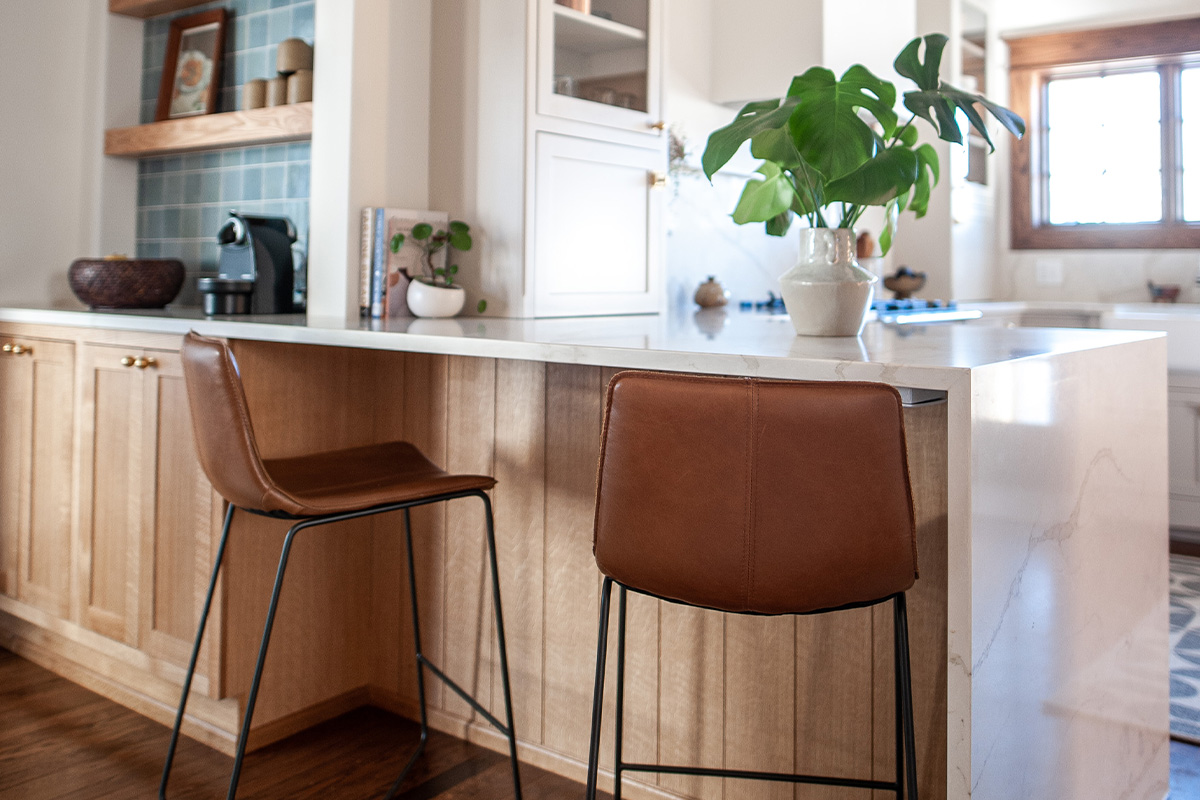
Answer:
[649, 171, 667, 189]
[134, 357, 158, 370]
[650, 121, 666, 131]
[121, 356, 135, 367]
[2, 343, 31, 356]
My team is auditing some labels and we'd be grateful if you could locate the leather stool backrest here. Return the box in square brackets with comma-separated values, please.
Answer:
[180, 331, 278, 512]
[593, 371, 918, 615]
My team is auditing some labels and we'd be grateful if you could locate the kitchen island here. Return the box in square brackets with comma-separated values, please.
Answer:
[0, 307, 1169, 799]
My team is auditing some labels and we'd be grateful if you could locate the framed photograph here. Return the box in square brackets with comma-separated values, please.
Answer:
[156, 9, 227, 121]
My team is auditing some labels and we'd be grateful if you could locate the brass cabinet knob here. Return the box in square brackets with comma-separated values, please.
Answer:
[3, 343, 31, 356]
[121, 356, 135, 367]
[133, 357, 158, 370]
[649, 171, 667, 189]
[650, 120, 666, 131]
[1, 343, 11, 354]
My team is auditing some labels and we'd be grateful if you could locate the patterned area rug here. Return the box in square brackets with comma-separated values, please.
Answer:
[1171, 554, 1200, 744]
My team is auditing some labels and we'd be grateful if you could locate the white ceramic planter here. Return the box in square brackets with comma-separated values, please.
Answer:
[406, 279, 465, 318]
[778, 228, 877, 337]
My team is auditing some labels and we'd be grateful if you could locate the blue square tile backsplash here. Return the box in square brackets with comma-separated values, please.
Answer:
[136, 0, 313, 307]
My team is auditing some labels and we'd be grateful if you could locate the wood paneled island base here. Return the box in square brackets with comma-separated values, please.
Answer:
[221, 343, 950, 800]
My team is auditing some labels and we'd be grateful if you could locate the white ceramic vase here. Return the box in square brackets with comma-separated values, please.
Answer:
[778, 228, 877, 337]
[406, 279, 465, 318]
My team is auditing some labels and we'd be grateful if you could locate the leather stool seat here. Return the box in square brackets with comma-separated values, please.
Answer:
[259, 442, 494, 516]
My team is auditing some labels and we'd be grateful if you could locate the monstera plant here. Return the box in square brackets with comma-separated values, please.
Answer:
[701, 34, 1025, 254]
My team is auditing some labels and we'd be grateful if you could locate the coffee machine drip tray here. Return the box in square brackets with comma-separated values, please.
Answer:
[197, 278, 254, 315]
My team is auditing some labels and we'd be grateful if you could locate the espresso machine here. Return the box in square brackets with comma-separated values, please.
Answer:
[198, 212, 302, 315]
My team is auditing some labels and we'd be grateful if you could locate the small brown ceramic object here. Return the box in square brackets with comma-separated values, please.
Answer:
[267, 76, 288, 107]
[68, 257, 185, 309]
[287, 69, 313, 104]
[242, 79, 267, 110]
[856, 231, 876, 259]
[276, 38, 314, 75]
[882, 266, 927, 300]
[694, 276, 730, 308]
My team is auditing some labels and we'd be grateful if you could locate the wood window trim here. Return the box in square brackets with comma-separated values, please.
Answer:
[1007, 17, 1200, 250]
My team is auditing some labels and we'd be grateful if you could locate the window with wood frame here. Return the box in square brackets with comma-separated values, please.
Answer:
[1007, 17, 1200, 249]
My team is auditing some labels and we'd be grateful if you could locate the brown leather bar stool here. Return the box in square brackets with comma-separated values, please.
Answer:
[585, 371, 919, 799]
[160, 332, 522, 800]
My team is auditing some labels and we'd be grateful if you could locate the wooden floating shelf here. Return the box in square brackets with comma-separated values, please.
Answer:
[104, 103, 313, 158]
[108, 0, 211, 19]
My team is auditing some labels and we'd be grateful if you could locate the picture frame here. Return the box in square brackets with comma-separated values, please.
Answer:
[156, 9, 227, 122]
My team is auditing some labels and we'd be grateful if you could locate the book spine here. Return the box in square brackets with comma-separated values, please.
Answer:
[359, 207, 374, 313]
[370, 207, 386, 318]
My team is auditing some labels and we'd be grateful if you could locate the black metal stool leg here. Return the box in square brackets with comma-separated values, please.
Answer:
[585, 577, 615, 800]
[384, 508, 431, 800]
[225, 520, 309, 800]
[613, 585, 628, 800]
[894, 593, 904, 798]
[160, 503, 236, 800]
[895, 593, 919, 800]
[479, 492, 524, 799]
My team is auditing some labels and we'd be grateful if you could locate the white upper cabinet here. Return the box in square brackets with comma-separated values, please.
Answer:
[537, 0, 664, 136]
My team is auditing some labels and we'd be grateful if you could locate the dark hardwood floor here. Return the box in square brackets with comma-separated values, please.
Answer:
[0, 649, 600, 799]
[4, 646, 1199, 798]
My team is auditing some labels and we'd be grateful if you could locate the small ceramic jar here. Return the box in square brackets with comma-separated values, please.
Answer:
[242, 79, 267, 110]
[694, 276, 730, 308]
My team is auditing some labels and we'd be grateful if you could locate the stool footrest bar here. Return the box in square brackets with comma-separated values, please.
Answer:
[619, 762, 898, 791]
[418, 655, 510, 735]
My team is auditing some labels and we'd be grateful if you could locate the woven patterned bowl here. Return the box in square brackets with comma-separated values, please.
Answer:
[68, 258, 185, 309]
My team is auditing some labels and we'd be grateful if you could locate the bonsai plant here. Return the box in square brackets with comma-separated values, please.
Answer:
[700, 34, 1024, 335]
[390, 220, 487, 316]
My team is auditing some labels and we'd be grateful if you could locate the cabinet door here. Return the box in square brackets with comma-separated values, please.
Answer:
[137, 347, 218, 670]
[532, 131, 664, 316]
[536, 0, 664, 136]
[0, 332, 74, 615]
[77, 343, 144, 645]
[1169, 385, 1200, 529]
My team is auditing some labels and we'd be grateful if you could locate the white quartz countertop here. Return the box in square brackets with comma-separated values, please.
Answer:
[0, 305, 1162, 395]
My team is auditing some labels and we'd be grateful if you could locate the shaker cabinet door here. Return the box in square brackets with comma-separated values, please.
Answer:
[136, 347, 219, 673]
[0, 330, 74, 616]
[77, 343, 144, 645]
[532, 131, 664, 316]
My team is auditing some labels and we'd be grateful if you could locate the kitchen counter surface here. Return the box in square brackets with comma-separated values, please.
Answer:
[0, 305, 1161, 395]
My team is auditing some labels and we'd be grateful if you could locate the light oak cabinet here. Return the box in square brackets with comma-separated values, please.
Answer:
[76, 339, 217, 664]
[0, 328, 75, 617]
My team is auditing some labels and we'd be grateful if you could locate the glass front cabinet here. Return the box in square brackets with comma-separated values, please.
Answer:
[530, 0, 666, 316]
[537, 0, 664, 137]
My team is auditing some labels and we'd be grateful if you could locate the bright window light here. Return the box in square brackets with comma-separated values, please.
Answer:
[1046, 71, 1162, 224]
[1185, 67, 1199, 222]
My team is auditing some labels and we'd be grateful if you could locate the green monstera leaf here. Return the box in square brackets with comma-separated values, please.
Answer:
[825, 148, 919, 207]
[896, 33, 1025, 149]
[786, 65, 898, 181]
[907, 143, 940, 218]
[732, 161, 796, 225]
[702, 96, 802, 180]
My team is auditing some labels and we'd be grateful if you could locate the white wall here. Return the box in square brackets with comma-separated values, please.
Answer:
[0, 0, 137, 310]
[992, 0, 1200, 303]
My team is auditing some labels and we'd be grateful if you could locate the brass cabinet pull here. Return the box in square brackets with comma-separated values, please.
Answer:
[133, 357, 158, 370]
[2, 343, 31, 356]
[650, 120, 666, 131]
[121, 356, 135, 367]
[649, 171, 667, 189]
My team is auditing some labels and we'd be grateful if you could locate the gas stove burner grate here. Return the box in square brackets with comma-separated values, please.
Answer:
[872, 298, 957, 312]
[739, 292, 787, 312]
